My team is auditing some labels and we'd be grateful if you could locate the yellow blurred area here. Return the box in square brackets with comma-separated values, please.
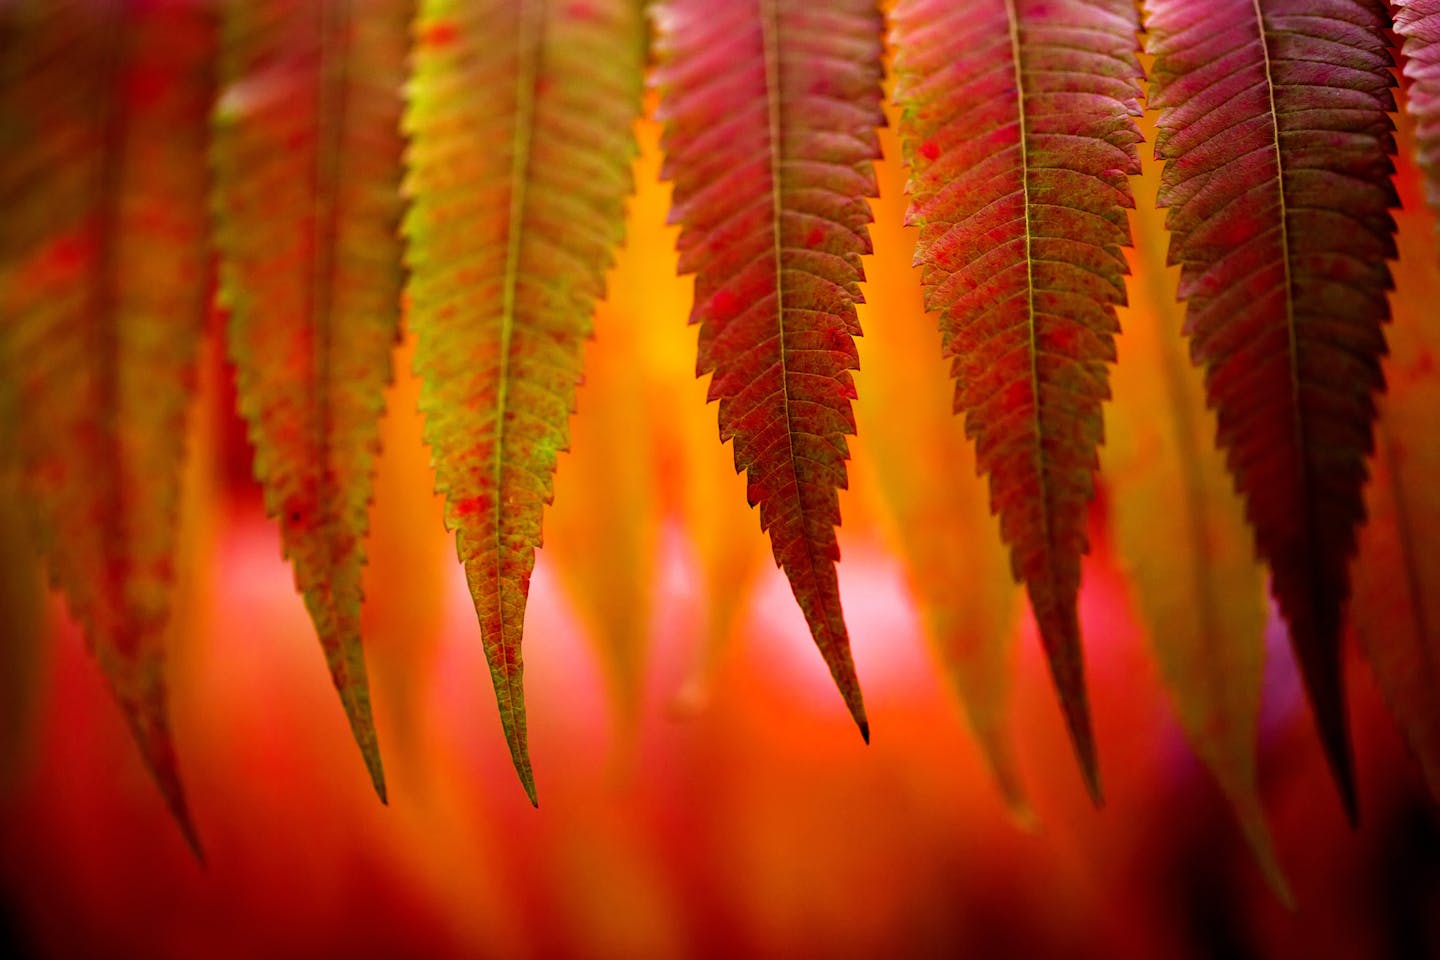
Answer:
[0, 98, 1438, 960]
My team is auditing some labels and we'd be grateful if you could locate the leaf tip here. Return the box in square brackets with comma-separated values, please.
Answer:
[117, 686, 205, 861]
[1078, 743, 1104, 808]
[334, 666, 388, 805]
[506, 730, 539, 808]
[858, 717, 870, 745]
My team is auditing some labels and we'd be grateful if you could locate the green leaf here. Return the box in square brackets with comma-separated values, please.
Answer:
[653, 0, 886, 740]
[212, 0, 414, 804]
[1145, 0, 1399, 820]
[892, 0, 1144, 802]
[402, 0, 646, 804]
[0, 0, 216, 856]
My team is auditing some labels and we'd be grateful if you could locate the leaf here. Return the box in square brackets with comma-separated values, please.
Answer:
[891, 0, 1144, 801]
[212, 0, 413, 804]
[0, 0, 215, 855]
[1103, 105, 1288, 900]
[1397, 0, 1440, 232]
[547, 297, 660, 746]
[1352, 108, 1440, 802]
[402, 0, 646, 804]
[652, 0, 885, 740]
[856, 121, 1028, 816]
[1145, 0, 1398, 820]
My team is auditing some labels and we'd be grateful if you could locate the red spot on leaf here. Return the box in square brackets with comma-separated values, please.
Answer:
[455, 495, 491, 519]
[920, 140, 940, 161]
[710, 289, 739, 321]
[805, 227, 825, 247]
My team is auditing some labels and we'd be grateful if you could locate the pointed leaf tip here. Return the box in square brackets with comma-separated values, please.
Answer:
[336, 678, 387, 803]
[1062, 690, 1103, 807]
[891, 0, 1140, 802]
[654, 0, 885, 732]
[859, 718, 870, 745]
[214, 0, 410, 799]
[119, 689, 204, 862]
[367, 752, 389, 807]
[404, 0, 644, 798]
[0, 0, 214, 849]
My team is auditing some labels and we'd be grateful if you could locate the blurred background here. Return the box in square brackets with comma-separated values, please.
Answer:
[1, 96, 1438, 959]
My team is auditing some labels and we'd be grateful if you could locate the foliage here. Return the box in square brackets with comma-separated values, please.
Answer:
[1, 0, 1437, 899]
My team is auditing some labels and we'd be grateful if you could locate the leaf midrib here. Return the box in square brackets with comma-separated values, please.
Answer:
[1251, 0, 1312, 565]
[493, 0, 544, 795]
[92, 5, 129, 638]
[310, 0, 348, 572]
[1003, 0, 1054, 570]
[759, 0, 795, 514]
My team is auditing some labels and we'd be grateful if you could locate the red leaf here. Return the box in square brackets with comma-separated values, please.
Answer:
[653, 0, 887, 740]
[891, 0, 1145, 801]
[1145, 0, 1399, 820]
[1397, 0, 1440, 233]
[0, 0, 215, 855]
[212, 0, 413, 804]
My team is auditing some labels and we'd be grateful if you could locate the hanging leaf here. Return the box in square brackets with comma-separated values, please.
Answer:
[403, 0, 646, 803]
[891, 0, 1143, 801]
[212, 0, 413, 804]
[1397, 0, 1440, 232]
[1103, 107, 1287, 899]
[652, 0, 885, 740]
[547, 296, 660, 747]
[1146, 0, 1398, 820]
[1352, 109, 1440, 802]
[856, 122, 1027, 815]
[0, 0, 215, 854]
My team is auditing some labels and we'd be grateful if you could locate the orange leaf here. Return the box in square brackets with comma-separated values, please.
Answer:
[1104, 104, 1288, 901]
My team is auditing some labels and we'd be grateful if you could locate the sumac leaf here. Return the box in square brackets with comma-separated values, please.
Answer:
[1145, 0, 1399, 820]
[212, 0, 413, 804]
[0, 0, 215, 854]
[1104, 110, 1287, 900]
[892, 0, 1144, 800]
[652, 0, 885, 740]
[1352, 112, 1440, 803]
[402, 0, 645, 803]
[1397, 0, 1440, 232]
